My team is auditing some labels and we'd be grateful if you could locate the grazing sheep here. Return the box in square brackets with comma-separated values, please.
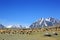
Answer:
[41, 28, 46, 32]
[44, 33, 52, 37]
[5, 30, 10, 34]
[0, 30, 6, 34]
[53, 32, 58, 35]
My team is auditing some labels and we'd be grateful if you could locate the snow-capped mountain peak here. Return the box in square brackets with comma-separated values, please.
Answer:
[6, 24, 22, 28]
[30, 17, 60, 28]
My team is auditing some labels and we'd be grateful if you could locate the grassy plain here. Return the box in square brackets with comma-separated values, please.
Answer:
[0, 30, 60, 40]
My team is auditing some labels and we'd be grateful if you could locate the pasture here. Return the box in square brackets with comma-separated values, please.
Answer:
[0, 29, 60, 40]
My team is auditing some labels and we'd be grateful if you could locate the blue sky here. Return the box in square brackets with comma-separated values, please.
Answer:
[0, 0, 60, 26]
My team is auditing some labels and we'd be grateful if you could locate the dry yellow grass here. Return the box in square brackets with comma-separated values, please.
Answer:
[0, 29, 60, 40]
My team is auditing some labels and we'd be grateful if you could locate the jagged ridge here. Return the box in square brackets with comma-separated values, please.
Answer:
[30, 17, 60, 28]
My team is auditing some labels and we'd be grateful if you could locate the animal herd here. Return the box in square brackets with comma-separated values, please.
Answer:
[0, 26, 60, 35]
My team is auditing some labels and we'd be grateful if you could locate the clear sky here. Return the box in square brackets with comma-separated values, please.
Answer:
[0, 0, 60, 26]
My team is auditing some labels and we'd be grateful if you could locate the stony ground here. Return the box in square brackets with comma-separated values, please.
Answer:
[0, 31, 60, 40]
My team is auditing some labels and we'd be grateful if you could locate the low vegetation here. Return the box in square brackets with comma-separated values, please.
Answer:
[0, 27, 60, 40]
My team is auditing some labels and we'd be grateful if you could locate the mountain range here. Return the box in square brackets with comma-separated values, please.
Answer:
[0, 17, 60, 28]
[29, 17, 60, 28]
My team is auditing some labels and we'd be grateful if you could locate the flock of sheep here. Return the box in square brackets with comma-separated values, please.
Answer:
[0, 26, 60, 36]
